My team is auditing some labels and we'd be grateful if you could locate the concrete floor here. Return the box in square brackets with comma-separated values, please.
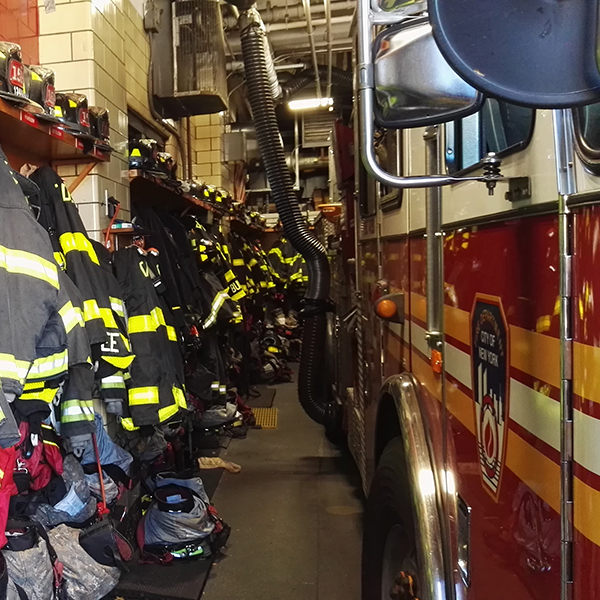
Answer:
[201, 376, 364, 600]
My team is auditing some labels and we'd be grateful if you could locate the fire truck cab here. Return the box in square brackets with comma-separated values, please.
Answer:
[328, 3, 600, 599]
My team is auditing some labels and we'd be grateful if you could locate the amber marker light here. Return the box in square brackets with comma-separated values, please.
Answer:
[376, 298, 397, 320]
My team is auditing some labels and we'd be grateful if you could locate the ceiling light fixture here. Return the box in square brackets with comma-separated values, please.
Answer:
[288, 97, 334, 110]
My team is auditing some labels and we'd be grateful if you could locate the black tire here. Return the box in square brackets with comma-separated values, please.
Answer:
[362, 438, 419, 600]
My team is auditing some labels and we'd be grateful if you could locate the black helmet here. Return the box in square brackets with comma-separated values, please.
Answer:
[89, 106, 110, 146]
[54, 92, 91, 136]
[187, 179, 203, 197]
[24, 65, 56, 119]
[156, 152, 177, 179]
[129, 138, 158, 170]
[0, 42, 27, 103]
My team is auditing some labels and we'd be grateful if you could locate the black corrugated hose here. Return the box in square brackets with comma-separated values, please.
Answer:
[281, 66, 353, 101]
[239, 14, 334, 426]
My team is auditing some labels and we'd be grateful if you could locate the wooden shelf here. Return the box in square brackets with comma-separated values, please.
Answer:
[129, 169, 224, 214]
[129, 170, 266, 233]
[0, 97, 111, 166]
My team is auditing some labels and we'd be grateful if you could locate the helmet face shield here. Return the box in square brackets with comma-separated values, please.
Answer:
[0, 42, 27, 102]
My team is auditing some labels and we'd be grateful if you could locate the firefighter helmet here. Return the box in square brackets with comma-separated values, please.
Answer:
[89, 106, 110, 145]
[129, 138, 158, 171]
[0, 42, 27, 104]
[156, 152, 177, 180]
[24, 65, 56, 120]
[54, 92, 91, 136]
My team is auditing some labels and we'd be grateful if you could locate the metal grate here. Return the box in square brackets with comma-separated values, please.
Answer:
[302, 112, 337, 148]
[253, 407, 278, 429]
[171, 0, 227, 113]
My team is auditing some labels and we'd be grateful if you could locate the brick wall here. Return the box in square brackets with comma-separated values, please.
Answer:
[0, 0, 39, 64]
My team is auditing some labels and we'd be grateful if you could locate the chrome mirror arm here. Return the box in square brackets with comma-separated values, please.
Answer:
[356, 0, 500, 190]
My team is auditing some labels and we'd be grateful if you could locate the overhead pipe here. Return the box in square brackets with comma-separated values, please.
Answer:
[302, 0, 322, 99]
[233, 4, 334, 426]
[226, 24, 352, 54]
[264, 14, 352, 32]
[324, 0, 333, 98]
[224, 0, 354, 28]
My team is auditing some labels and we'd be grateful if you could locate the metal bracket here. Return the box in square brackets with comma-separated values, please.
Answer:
[504, 177, 532, 202]
[356, 0, 501, 190]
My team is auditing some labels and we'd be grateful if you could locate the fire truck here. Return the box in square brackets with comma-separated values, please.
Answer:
[323, 2, 600, 599]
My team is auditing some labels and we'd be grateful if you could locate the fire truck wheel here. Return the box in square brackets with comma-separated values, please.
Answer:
[362, 437, 419, 600]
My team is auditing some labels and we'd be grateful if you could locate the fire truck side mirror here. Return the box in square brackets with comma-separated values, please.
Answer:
[372, 18, 484, 129]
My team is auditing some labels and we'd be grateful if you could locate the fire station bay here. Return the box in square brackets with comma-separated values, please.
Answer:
[5, 0, 600, 599]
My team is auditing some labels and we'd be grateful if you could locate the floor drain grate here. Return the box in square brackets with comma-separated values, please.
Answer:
[253, 408, 278, 429]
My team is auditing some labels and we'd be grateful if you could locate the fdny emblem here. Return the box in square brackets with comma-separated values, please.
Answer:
[471, 295, 510, 501]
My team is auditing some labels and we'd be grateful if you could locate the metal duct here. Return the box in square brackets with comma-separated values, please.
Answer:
[152, 0, 228, 117]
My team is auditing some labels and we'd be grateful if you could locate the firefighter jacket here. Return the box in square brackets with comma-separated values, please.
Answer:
[268, 237, 297, 284]
[0, 148, 68, 400]
[187, 221, 243, 325]
[28, 167, 135, 374]
[18, 271, 95, 436]
[135, 207, 204, 327]
[229, 233, 257, 297]
[91, 240, 134, 406]
[113, 247, 187, 430]
[209, 227, 245, 305]
[199, 271, 238, 330]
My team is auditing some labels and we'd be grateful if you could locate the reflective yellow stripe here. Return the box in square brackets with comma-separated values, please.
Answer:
[59, 301, 85, 333]
[121, 333, 132, 353]
[158, 403, 179, 423]
[0, 354, 30, 383]
[232, 258, 245, 267]
[128, 314, 157, 334]
[104, 355, 135, 370]
[101, 374, 126, 389]
[120, 417, 138, 431]
[27, 350, 68, 380]
[129, 386, 160, 405]
[225, 270, 235, 283]
[269, 247, 284, 262]
[59, 232, 99, 265]
[109, 297, 126, 317]
[202, 290, 230, 330]
[54, 251, 66, 270]
[99, 307, 118, 329]
[0, 245, 59, 289]
[248, 258, 258, 267]
[83, 299, 102, 322]
[20, 386, 58, 403]
[61, 399, 95, 422]
[58, 231, 100, 265]
[173, 386, 187, 410]
[128, 308, 176, 341]
[231, 289, 246, 301]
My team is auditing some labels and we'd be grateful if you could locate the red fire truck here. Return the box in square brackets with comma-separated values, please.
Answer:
[326, 3, 600, 599]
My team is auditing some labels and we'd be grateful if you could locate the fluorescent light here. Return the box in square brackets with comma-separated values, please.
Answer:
[288, 97, 334, 110]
